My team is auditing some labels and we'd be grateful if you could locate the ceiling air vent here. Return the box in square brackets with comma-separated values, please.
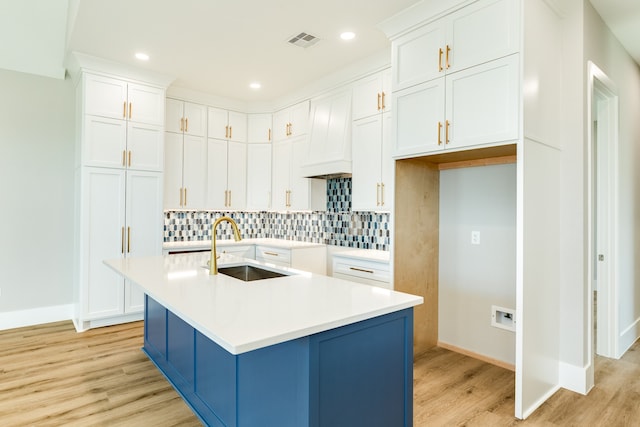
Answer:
[287, 32, 320, 48]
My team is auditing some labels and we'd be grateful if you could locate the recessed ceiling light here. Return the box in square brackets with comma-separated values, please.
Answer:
[340, 32, 356, 41]
[249, 82, 261, 89]
[135, 52, 149, 61]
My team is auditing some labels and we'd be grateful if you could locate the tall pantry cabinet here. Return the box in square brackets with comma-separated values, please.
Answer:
[72, 61, 170, 331]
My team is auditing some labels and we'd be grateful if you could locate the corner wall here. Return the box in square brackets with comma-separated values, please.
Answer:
[0, 69, 75, 320]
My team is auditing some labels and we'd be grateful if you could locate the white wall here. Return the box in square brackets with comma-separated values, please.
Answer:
[584, 1, 640, 356]
[438, 163, 516, 364]
[0, 69, 75, 317]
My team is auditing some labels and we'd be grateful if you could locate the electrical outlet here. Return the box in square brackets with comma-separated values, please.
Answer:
[471, 231, 481, 245]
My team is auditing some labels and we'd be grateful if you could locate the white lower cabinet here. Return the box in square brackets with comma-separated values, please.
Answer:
[78, 167, 163, 326]
[256, 245, 327, 275]
[332, 253, 391, 289]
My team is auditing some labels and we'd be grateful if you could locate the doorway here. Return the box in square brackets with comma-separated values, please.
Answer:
[588, 61, 619, 365]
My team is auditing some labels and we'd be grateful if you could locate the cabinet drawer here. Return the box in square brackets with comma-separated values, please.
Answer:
[332, 257, 391, 288]
[255, 246, 291, 265]
[218, 245, 255, 259]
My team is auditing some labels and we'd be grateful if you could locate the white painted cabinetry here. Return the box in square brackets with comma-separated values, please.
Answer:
[352, 112, 393, 211]
[206, 139, 247, 210]
[208, 107, 247, 142]
[272, 136, 325, 211]
[75, 69, 167, 330]
[164, 99, 207, 209]
[256, 244, 327, 275]
[246, 143, 272, 210]
[82, 74, 164, 171]
[391, 0, 521, 158]
[352, 69, 392, 121]
[272, 100, 310, 141]
[332, 252, 391, 289]
[247, 113, 273, 143]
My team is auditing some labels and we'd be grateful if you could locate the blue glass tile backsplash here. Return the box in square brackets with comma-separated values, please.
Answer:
[164, 178, 391, 251]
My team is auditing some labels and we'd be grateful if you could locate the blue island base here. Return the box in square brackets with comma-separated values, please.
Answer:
[144, 296, 414, 427]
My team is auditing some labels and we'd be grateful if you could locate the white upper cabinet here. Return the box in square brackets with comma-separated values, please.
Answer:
[273, 100, 310, 141]
[206, 139, 247, 210]
[352, 69, 392, 121]
[166, 98, 206, 136]
[208, 107, 247, 142]
[81, 73, 164, 171]
[246, 143, 272, 210]
[247, 113, 273, 143]
[392, 0, 520, 92]
[84, 74, 164, 126]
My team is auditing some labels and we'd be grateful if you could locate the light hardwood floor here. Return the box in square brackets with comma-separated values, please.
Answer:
[1, 321, 638, 426]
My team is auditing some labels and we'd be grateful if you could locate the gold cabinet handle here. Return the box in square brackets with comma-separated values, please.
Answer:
[225, 125, 229, 139]
[185, 118, 188, 133]
[229, 126, 233, 139]
[446, 45, 451, 69]
[376, 183, 380, 206]
[381, 183, 385, 206]
[228, 190, 232, 207]
[121, 227, 125, 254]
[127, 227, 131, 253]
[129, 102, 132, 119]
[437, 122, 442, 145]
[377, 93, 382, 111]
[122, 150, 127, 166]
[350, 267, 374, 274]
[268, 128, 272, 141]
[184, 188, 188, 206]
[438, 48, 444, 72]
[224, 190, 228, 207]
[446, 120, 450, 144]
[180, 118, 184, 132]
[264, 251, 279, 257]
[381, 92, 386, 110]
[179, 188, 183, 207]
[128, 150, 132, 167]
[123, 101, 127, 119]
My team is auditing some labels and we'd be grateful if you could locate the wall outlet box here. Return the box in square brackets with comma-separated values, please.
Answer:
[491, 305, 515, 332]
[471, 230, 481, 245]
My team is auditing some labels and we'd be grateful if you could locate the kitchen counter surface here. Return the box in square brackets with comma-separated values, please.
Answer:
[163, 238, 325, 252]
[333, 249, 390, 263]
[105, 252, 422, 355]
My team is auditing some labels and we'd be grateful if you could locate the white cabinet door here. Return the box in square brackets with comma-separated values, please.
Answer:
[163, 132, 184, 209]
[227, 141, 247, 209]
[127, 83, 165, 126]
[246, 144, 272, 210]
[380, 112, 394, 209]
[447, 0, 520, 73]
[182, 134, 207, 209]
[392, 20, 446, 91]
[394, 78, 445, 158]
[352, 115, 383, 211]
[208, 107, 230, 140]
[228, 111, 247, 142]
[183, 102, 207, 137]
[124, 171, 163, 314]
[127, 122, 163, 172]
[272, 108, 290, 142]
[165, 98, 185, 134]
[83, 115, 127, 168]
[84, 74, 128, 120]
[206, 138, 229, 209]
[289, 100, 310, 137]
[445, 54, 520, 149]
[248, 113, 272, 143]
[289, 136, 311, 211]
[81, 168, 126, 319]
[272, 140, 291, 210]
[352, 70, 392, 121]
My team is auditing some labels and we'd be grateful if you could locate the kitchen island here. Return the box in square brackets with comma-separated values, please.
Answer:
[105, 252, 422, 427]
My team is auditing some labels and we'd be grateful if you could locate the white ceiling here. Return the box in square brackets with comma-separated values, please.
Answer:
[1, 0, 639, 103]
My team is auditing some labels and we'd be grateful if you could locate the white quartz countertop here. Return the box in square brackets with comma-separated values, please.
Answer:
[105, 252, 422, 355]
[163, 238, 325, 251]
[332, 249, 390, 263]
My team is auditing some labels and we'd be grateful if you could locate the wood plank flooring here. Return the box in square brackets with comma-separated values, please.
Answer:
[1, 320, 639, 426]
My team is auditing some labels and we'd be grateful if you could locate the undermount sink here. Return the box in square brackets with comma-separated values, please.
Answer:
[217, 265, 291, 282]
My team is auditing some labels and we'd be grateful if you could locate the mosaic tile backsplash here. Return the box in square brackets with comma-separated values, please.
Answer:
[164, 178, 391, 250]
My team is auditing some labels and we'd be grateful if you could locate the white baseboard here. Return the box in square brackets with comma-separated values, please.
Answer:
[0, 304, 74, 331]
[559, 361, 593, 394]
[618, 317, 640, 358]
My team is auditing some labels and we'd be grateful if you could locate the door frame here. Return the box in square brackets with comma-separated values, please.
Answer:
[586, 61, 619, 367]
